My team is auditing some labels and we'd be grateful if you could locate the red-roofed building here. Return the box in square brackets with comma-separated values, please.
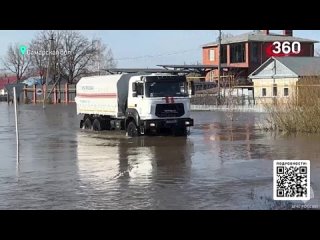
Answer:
[0, 75, 18, 95]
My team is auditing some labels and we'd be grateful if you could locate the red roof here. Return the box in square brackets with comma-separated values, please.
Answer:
[0, 76, 18, 90]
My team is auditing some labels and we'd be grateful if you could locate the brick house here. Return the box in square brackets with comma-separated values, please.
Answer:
[202, 30, 318, 83]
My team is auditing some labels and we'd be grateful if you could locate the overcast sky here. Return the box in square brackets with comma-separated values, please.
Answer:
[0, 30, 319, 68]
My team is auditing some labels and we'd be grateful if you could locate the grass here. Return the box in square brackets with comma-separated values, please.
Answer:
[262, 77, 320, 134]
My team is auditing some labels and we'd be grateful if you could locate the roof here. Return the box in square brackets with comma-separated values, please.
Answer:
[158, 64, 248, 70]
[249, 57, 320, 78]
[105, 68, 190, 74]
[202, 31, 318, 47]
[159, 64, 217, 68]
[276, 57, 320, 76]
[22, 77, 42, 87]
[0, 76, 18, 90]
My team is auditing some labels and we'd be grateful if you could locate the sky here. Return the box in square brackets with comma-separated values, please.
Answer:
[0, 30, 319, 69]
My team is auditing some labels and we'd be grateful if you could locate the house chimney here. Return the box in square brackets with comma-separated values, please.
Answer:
[283, 30, 293, 36]
[261, 30, 269, 35]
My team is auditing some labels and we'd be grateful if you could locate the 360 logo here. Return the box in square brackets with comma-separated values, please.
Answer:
[266, 41, 301, 57]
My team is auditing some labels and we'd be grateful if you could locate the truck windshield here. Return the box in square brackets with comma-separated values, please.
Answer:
[145, 81, 188, 97]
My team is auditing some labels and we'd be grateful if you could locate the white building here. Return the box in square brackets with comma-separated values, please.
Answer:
[249, 57, 320, 105]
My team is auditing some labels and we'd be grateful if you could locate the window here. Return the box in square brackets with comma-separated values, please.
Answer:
[136, 83, 144, 96]
[133, 82, 144, 97]
[209, 49, 215, 61]
[230, 43, 246, 63]
[221, 45, 227, 63]
[145, 81, 188, 98]
[262, 88, 266, 97]
[251, 43, 259, 63]
[273, 86, 277, 96]
[284, 87, 289, 96]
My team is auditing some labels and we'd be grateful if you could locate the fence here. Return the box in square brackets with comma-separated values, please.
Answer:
[191, 104, 266, 112]
[190, 94, 255, 106]
[22, 83, 76, 104]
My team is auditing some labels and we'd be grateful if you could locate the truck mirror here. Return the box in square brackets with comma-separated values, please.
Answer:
[132, 92, 137, 97]
[132, 83, 136, 91]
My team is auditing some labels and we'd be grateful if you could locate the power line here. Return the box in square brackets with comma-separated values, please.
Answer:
[114, 48, 200, 61]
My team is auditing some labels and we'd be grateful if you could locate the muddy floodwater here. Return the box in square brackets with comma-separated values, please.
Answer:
[1, 103, 320, 209]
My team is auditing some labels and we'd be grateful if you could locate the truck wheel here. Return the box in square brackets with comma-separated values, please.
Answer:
[83, 118, 92, 130]
[127, 121, 139, 137]
[99, 119, 108, 130]
[92, 119, 102, 131]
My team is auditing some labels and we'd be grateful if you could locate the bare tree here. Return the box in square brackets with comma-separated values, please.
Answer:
[59, 31, 101, 84]
[2, 43, 31, 81]
[30, 31, 117, 84]
[29, 37, 47, 82]
[29, 30, 64, 84]
[104, 48, 117, 69]
[89, 39, 116, 74]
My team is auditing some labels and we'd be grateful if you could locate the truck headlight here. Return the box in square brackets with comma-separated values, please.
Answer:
[185, 121, 190, 125]
[150, 123, 156, 127]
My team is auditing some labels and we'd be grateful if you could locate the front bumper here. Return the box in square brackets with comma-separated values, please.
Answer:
[142, 118, 194, 130]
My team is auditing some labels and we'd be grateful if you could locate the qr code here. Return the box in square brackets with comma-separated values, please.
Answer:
[273, 160, 310, 200]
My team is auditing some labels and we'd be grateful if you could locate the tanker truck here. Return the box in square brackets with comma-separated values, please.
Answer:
[75, 73, 194, 137]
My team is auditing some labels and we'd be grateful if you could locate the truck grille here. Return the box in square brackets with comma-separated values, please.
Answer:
[155, 103, 184, 117]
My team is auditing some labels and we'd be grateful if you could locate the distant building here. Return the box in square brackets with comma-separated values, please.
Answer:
[249, 56, 320, 104]
[22, 77, 42, 87]
[0, 75, 18, 95]
[202, 30, 318, 83]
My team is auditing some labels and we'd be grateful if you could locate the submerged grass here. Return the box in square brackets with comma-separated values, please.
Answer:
[262, 78, 320, 134]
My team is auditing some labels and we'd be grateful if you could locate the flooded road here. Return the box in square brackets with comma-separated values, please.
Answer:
[1, 102, 320, 209]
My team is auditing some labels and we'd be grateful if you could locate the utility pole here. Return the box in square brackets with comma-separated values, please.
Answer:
[92, 40, 101, 75]
[43, 34, 54, 109]
[97, 41, 101, 75]
[218, 30, 222, 105]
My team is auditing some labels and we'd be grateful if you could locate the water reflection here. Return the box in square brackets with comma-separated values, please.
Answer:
[76, 132, 194, 206]
[193, 120, 273, 163]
